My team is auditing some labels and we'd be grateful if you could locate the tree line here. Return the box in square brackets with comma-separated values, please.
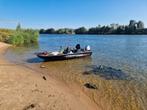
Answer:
[40, 20, 147, 35]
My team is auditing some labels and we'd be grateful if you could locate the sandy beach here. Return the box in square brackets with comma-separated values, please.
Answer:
[0, 42, 99, 110]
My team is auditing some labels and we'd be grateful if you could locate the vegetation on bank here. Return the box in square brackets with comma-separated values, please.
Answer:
[0, 29, 13, 42]
[40, 20, 147, 35]
[0, 24, 39, 46]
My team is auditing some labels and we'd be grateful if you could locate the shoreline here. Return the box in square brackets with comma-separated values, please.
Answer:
[40, 33, 147, 36]
[0, 42, 99, 110]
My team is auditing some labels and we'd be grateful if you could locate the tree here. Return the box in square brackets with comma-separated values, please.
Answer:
[56, 29, 65, 34]
[75, 27, 87, 34]
[16, 23, 21, 31]
[88, 27, 101, 34]
[115, 26, 125, 34]
[56, 28, 74, 34]
[45, 28, 55, 34]
[40, 29, 45, 34]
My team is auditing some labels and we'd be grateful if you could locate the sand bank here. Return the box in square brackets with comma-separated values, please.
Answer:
[0, 42, 99, 110]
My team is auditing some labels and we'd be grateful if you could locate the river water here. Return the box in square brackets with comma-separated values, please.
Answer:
[6, 34, 147, 110]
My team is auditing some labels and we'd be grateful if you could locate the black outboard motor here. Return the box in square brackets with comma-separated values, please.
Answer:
[76, 44, 81, 50]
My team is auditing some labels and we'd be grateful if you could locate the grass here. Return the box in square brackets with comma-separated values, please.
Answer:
[0, 28, 39, 46]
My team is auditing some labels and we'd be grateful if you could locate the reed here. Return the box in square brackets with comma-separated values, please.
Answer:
[0, 28, 39, 46]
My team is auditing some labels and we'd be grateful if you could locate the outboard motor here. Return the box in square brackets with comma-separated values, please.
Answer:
[85, 45, 91, 51]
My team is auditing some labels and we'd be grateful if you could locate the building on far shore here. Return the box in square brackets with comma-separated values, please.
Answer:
[129, 20, 137, 27]
[129, 20, 145, 29]
[137, 21, 144, 29]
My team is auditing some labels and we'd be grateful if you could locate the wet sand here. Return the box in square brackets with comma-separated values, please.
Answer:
[32, 53, 147, 110]
[0, 42, 99, 110]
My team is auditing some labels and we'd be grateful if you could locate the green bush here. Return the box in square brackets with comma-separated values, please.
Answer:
[7, 29, 39, 46]
[8, 32, 24, 45]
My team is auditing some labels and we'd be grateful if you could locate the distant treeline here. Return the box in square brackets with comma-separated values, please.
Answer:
[40, 20, 147, 35]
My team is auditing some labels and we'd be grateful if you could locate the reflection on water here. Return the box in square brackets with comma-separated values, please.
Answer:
[5, 35, 147, 110]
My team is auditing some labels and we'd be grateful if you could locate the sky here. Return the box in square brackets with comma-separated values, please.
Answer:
[0, 0, 147, 29]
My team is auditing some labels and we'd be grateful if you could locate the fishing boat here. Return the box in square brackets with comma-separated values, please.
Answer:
[36, 44, 92, 61]
[37, 51, 92, 61]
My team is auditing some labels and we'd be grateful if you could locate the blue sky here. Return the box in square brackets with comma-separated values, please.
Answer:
[0, 0, 147, 29]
